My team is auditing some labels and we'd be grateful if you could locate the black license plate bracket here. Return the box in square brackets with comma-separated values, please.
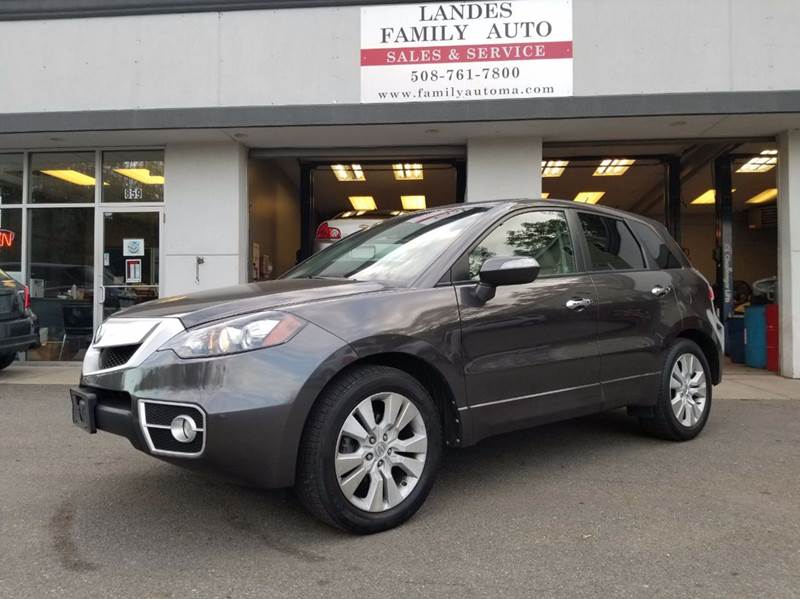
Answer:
[70, 388, 97, 434]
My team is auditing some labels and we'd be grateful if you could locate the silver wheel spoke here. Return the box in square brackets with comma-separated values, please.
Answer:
[392, 433, 428, 454]
[355, 399, 378, 431]
[395, 401, 419, 433]
[383, 393, 405, 428]
[364, 473, 384, 512]
[335, 451, 364, 476]
[341, 414, 369, 443]
[381, 469, 403, 506]
[392, 454, 425, 478]
[340, 465, 369, 497]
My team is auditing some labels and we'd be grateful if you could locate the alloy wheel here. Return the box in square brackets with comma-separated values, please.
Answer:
[334, 392, 428, 512]
[669, 353, 707, 427]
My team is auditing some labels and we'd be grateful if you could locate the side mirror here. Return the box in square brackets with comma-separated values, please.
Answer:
[474, 256, 541, 302]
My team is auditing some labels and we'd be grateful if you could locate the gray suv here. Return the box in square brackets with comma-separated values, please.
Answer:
[70, 200, 723, 533]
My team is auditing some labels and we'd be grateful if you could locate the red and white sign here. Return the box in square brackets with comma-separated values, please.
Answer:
[361, 0, 572, 103]
[125, 259, 142, 284]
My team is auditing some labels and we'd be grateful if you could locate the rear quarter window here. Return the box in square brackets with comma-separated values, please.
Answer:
[628, 221, 683, 270]
[577, 212, 645, 271]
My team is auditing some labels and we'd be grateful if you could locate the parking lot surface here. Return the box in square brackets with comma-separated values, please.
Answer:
[1, 383, 798, 598]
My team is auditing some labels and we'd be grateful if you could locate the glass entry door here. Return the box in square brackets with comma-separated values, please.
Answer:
[97, 208, 162, 324]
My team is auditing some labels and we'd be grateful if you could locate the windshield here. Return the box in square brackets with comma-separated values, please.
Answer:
[285, 206, 487, 286]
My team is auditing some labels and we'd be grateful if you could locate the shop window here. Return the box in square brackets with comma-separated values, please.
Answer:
[0, 154, 23, 205]
[27, 208, 94, 361]
[30, 152, 96, 204]
[102, 150, 164, 203]
[0, 208, 23, 279]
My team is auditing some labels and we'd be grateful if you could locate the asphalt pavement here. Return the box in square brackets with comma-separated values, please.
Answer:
[1, 383, 798, 598]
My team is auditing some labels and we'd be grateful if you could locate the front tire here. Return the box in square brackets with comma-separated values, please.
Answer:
[0, 353, 16, 371]
[639, 339, 712, 441]
[295, 365, 442, 534]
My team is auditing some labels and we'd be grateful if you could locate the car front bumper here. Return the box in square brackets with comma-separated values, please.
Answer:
[75, 322, 354, 488]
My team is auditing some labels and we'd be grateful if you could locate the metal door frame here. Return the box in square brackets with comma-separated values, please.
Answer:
[93, 205, 164, 331]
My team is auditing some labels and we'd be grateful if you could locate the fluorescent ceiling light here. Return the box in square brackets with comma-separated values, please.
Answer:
[401, 195, 426, 210]
[690, 189, 736, 205]
[348, 195, 377, 210]
[331, 164, 366, 182]
[113, 168, 164, 185]
[41, 169, 96, 186]
[393, 163, 424, 181]
[691, 189, 716, 205]
[541, 160, 569, 178]
[736, 150, 778, 173]
[573, 191, 605, 204]
[746, 188, 778, 205]
[541, 192, 550, 199]
[593, 158, 635, 176]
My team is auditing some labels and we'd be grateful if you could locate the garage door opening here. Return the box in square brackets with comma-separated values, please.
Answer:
[248, 157, 464, 281]
[542, 140, 779, 370]
[304, 160, 463, 259]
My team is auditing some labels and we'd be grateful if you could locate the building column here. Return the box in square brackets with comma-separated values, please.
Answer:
[713, 155, 734, 322]
[466, 137, 542, 202]
[163, 141, 248, 296]
[777, 131, 800, 379]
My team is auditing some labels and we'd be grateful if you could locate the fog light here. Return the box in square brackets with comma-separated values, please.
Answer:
[170, 415, 198, 443]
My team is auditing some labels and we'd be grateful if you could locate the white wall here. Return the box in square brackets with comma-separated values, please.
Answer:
[572, 0, 800, 95]
[777, 130, 800, 378]
[466, 137, 542, 202]
[1, 0, 799, 113]
[163, 142, 248, 295]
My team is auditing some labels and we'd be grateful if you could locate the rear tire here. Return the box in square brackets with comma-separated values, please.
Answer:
[0, 353, 16, 371]
[295, 365, 442, 534]
[639, 339, 712, 441]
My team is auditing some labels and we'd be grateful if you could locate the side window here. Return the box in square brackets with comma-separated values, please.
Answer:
[628, 221, 682, 269]
[578, 213, 645, 271]
[467, 210, 576, 279]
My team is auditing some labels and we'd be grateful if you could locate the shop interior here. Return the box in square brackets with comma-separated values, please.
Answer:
[248, 158, 461, 280]
[541, 141, 778, 308]
[542, 140, 779, 369]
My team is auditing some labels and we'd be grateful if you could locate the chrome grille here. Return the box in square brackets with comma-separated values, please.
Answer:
[138, 400, 206, 458]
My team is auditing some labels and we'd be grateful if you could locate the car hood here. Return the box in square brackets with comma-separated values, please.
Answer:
[115, 278, 388, 328]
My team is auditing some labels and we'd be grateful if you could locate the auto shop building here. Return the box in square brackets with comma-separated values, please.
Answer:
[0, 0, 799, 378]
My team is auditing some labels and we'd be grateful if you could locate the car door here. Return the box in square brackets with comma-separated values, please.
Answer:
[575, 211, 682, 408]
[454, 208, 601, 440]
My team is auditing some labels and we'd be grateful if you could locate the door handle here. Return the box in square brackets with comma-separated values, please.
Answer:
[651, 285, 672, 297]
[566, 297, 592, 311]
[98, 286, 106, 304]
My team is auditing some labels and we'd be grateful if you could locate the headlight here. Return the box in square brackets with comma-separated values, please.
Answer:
[162, 311, 306, 358]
